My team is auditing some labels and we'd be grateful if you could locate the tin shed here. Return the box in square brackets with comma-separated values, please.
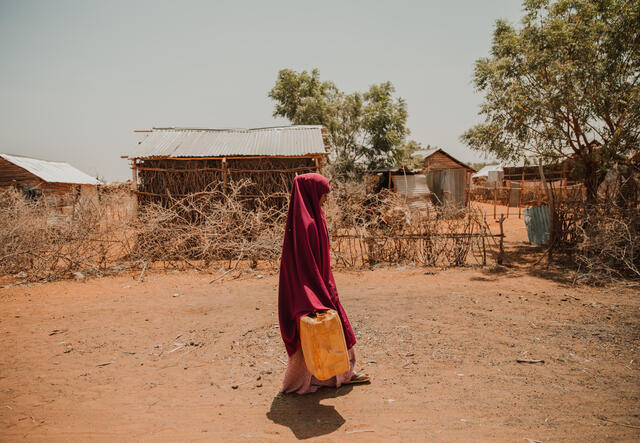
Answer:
[0, 153, 100, 199]
[125, 125, 330, 207]
[413, 149, 476, 207]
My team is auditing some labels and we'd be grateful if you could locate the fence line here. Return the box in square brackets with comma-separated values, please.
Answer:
[470, 182, 586, 219]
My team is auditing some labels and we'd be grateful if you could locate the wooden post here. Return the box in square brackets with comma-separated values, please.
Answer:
[538, 160, 554, 258]
[537, 181, 542, 206]
[467, 170, 472, 210]
[482, 234, 487, 265]
[314, 157, 320, 173]
[130, 160, 138, 212]
[481, 213, 488, 265]
[493, 181, 497, 220]
[466, 170, 471, 208]
[520, 168, 525, 217]
[222, 158, 228, 189]
[498, 215, 505, 265]
[131, 160, 138, 191]
[518, 183, 522, 219]
[506, 184, 511, 218]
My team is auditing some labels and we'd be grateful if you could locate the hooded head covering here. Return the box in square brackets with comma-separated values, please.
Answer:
[278, 173, 356, 356]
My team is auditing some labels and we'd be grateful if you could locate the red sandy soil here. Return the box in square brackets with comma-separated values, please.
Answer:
[1, 206, 639, 442]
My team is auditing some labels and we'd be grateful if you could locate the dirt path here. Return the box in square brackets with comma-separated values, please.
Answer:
[1, 263, 638, 441]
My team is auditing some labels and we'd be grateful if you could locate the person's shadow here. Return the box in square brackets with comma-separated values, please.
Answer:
[266, 385, 354, 440]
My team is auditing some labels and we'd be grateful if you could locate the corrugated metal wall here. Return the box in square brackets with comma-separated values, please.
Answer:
[522, 205, 550, 245]
[391, 174, 431, 199]
[426, 169, 466, 207]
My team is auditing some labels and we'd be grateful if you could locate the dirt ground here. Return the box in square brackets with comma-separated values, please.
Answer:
[1, 206, 639, 441]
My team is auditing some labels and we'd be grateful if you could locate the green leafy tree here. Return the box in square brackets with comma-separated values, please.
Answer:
[267, 68, 340, 129]
[360, 82, 409, 171]
[395, 140, 425, 169]
[269, 69, 409, 179]
[461, 0, 640, 200]
[331, 92, 364, 178]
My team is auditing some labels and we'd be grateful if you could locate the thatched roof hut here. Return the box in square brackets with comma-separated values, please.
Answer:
[125, 125, 330, 206]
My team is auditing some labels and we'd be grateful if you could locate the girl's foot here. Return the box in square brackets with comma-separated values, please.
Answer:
[344, 373, 370, 385]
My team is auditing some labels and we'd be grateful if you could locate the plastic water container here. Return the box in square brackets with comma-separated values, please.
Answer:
[300, 309, 350, 380]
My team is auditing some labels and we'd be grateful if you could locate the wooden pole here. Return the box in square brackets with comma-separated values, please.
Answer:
[537, 181, 542, 206]
[222, 158, 228, 189]
[493, 181, 497, 220]
[518, 183, 522, 218]
[519, 168, 525, 218]
[482, 233, 487, 265]
[466, 170, 471, 208]
[538, 160, 554, 257]
[130, 160, 138, 212]
[131, 160, 138, 191]
[467, 171, 471, 210]
[498, 215, 505, 265]
[482, 213, 487, 265]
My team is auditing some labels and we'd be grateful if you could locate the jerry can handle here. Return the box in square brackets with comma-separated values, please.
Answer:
[307, 309, 329, 318]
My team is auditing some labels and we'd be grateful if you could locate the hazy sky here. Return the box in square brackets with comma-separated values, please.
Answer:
[0, 0, 524, 182]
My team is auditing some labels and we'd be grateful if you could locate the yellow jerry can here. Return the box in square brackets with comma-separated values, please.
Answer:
[299, 309, 350, 380]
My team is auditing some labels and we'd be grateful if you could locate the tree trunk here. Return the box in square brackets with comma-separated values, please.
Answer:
[583, 159, 605, 203]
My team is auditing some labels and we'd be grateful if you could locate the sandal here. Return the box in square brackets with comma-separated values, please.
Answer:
[343, 373, 370, 385]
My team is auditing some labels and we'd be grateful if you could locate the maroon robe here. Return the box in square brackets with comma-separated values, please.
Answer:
[278, 173, 356, 356]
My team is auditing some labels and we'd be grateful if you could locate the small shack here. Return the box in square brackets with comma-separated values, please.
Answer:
[371, 167, 433, 210]
[125, 126, 330, 207]
[0, 153, 100, 200]
[413, 148, 476, 207]
[471, 164, 504, 185]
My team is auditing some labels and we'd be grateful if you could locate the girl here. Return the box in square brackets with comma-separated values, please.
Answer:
[278, 173, 369, 394]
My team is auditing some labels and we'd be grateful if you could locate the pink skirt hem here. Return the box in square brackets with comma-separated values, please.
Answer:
[281, 347, 356, 395]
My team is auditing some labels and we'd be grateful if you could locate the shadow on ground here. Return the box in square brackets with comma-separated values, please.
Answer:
[480, 242, 578, 285]
[266, 385, 354, 440]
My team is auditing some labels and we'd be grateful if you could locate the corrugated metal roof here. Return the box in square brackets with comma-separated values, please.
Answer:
[412, 148, 439, 159]
[412, 148, 476, 172]
[472, 164, 503, 179]
[129, 125, 328, 159]
[1, 153, 101, 185]
[372, 166, 416, 174]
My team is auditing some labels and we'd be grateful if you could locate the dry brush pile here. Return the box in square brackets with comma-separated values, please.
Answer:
[1, 180, 501, 282]
[325, 182, 498, 267]
[555, 178, 640, 284]
[0, 189, 135, 281]
[129, 180, 288, 269]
